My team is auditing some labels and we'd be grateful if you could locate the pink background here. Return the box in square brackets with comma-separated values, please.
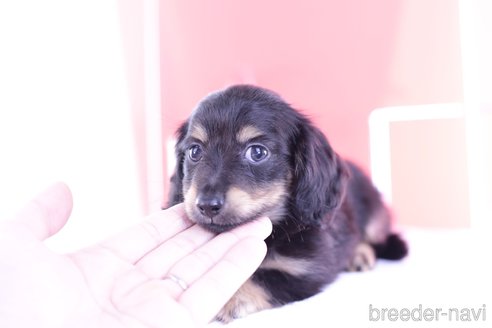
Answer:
[120, 0, 489, 228]
[158, 0, 463, 168]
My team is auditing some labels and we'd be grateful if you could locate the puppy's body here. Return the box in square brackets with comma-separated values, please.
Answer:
[167, 85, 407, 321]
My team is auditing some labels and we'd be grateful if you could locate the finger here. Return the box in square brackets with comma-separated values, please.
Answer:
[13, 182, 73, 241]
[135, 224, 215, 278]
[163, 217, 272, 299]
[114, 279, 196, 328]
[100, 204, 194, 263]
[179, 237, 268, 324]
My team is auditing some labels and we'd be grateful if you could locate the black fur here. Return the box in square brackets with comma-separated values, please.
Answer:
[373, 233, 409, 260]
[166, 85, 407, 320]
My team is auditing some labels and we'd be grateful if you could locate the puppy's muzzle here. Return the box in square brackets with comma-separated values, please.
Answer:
[196, 192, 225, 218]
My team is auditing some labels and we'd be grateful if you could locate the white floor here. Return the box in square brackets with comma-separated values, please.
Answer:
[213, 228, 492, 328]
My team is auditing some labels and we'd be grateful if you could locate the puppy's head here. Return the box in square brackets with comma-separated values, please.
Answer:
[168, 85, 347, 233]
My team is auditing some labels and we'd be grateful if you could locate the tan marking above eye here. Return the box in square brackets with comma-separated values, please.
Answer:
[236, 125, 264, 143]
[189, 123, 208, 143]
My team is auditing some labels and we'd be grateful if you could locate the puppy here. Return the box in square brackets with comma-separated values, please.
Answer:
[167, 85, 407, 322]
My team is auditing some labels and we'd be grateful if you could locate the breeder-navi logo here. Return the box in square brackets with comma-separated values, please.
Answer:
[369, 304, 487, 322]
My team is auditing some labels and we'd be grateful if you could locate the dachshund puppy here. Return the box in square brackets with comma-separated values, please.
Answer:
[167, 85, 407, 322]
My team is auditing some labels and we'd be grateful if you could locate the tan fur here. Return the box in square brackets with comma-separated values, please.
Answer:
[236, 125, 264, 143]
[216, 279, 272, 322]
[365, 207, 391, 244]
[189, 123, 208, 143]
[260, 253, 312, 276]
[226, 183, 288, 223]
[183, 184, 198, 223]
[347, 242, 376, 271]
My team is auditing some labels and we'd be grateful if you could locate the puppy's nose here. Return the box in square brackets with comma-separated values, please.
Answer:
[196, 194, 224, 218]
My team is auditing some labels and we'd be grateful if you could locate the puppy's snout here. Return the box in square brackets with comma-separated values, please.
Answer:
[196, 193, 225, 218]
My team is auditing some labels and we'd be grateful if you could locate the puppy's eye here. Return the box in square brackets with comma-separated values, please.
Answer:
[245, 145, 269, 163]
[188, 145, 203, 162]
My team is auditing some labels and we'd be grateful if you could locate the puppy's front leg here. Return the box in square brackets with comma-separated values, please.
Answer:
[347, 242, 376, 272]
[215, 278, 272, 323]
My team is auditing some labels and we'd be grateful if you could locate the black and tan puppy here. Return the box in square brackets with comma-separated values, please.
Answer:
[167, 85, 407, 322]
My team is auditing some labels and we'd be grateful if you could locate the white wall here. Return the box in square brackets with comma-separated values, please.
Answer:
[0, 1, 143, 251]
[459, 0, 492, 232]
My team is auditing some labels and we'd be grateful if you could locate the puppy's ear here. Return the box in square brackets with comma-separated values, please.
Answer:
[165, 121, 189, 208]
[291, 122, 348, 224]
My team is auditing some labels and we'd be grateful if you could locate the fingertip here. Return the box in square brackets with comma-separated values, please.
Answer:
[15, 182, 74, 240]
[226, 216, 273, 242]
[151, 203, 195, 228]
[252, 235, 268, 259]
[235, 236, 268, 268]
[248, 216, 272, 240]
[43, 182, 74, 222]
[50, 181, 73, 207]
[257, 216, 273, 238]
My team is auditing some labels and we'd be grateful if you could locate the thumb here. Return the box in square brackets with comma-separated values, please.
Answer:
[14, 182, 73, 241]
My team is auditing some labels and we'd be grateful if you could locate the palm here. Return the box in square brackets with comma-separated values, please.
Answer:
[2, 220, 190, 327]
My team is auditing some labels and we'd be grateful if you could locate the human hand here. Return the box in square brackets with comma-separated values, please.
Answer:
[0, 183, 272, 327]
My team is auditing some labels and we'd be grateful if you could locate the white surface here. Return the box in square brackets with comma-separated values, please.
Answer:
[0, 1, 142, 252]
[459, 0, 492, 231]
[212, 228, 491, 327]
[144, 0, 165, 213]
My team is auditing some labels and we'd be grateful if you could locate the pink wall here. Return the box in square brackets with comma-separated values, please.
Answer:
[158, 0, 464, 225]
[160, 0, 462, 163]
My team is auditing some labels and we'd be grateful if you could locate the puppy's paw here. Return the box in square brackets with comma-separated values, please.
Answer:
[347, 242, 376, 272]
[215, 279, 272, 323]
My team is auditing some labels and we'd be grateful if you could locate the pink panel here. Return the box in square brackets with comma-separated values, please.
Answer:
[390, 118, 470, 228]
